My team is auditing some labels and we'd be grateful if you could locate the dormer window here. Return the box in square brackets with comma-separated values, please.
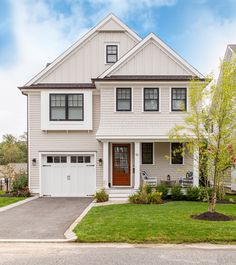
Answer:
[105, 44, 118, 63]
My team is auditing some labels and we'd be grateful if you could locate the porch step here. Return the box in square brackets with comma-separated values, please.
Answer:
[106, 188, 138, 200]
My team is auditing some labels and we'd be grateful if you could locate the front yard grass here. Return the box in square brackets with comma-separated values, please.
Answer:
[74, 201, 236, 244]
[0, 197, 25, 208]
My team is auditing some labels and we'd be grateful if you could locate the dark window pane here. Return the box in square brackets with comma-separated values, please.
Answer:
[50, 94, 84, 121]
[116, 88, 131, 111]
[106, 45, 118, 63]
[142, 143, 153, 164]
[54, 156, 60, 163]
[71, 156, 77, 163]
[47, 156, 53, 163]
[171, 88, 187, 111]
[61, 156, 67, 163]
[78, 156, 84, 163]
[84, 156, 91, 163]
[171, 143, 183, 164]
[144, 88, 159, 111]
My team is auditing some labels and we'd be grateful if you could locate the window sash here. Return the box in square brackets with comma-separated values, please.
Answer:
[106, 45, 118, 63]
[50, 94, 84, 121]
[142, 143, 153, 164]
[171, 143, 184, 164]
[116, 88, 132, 111]
[171, 88, 187, 111]
[144, 88, 159, 111]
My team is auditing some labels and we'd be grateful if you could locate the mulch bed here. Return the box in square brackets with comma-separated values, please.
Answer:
[191, 211, 235, 221]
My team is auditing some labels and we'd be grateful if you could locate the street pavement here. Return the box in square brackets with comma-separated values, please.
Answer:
[1, 243, 236, 265]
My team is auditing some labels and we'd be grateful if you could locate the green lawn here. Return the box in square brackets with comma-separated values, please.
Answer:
[0, 197, 25, 208]
[74, 202, 236, 244]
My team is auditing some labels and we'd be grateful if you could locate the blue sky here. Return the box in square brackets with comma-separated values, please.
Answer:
[0, 0, 236, 137]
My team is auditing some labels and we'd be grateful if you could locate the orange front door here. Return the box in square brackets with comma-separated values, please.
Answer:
[112, 144, 131, 186]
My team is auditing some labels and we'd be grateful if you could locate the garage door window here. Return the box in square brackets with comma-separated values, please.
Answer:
[70, 156, 91, 163]
[47, 156, 67, 163]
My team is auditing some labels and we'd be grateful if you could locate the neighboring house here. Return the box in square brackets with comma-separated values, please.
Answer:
[19, 14, 205, 198]
[0, 163, 27, 191]
[222, 44, 236, 192]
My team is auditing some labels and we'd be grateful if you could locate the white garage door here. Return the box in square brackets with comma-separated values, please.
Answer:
[41, 154, 96, 197]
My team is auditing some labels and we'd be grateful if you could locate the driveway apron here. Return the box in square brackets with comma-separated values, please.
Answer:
[0, 197, 93, 239]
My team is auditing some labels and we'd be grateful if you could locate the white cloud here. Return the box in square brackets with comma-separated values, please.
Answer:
[171, 7, 236, 77]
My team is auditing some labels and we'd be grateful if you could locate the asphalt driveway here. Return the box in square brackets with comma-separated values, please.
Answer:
[0, 197, 93, 239]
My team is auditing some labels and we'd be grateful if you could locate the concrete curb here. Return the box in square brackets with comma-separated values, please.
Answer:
[0, 196, 39, 213]
[0, 238, 75, 243]
[64, 200, 96, 240]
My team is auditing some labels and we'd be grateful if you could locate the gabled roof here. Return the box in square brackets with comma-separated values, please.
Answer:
[25, 14, 141, 86]
[99, 33, 204, 79]
[229, 44, 236, 53]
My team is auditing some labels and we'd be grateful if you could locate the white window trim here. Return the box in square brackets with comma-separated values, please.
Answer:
[169, 86, 188, 113]
[170, 142, 185, 165]
[141, 142, 155, 165]
[114, 87, 133, 113]
[142, 87, 161, 113]
[104, 42, 120, 65]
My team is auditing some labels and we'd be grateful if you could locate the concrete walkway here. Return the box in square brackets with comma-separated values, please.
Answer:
[0, 197, 93, 239]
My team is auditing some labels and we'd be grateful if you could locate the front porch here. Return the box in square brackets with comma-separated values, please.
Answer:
[102, 141, 199, 198]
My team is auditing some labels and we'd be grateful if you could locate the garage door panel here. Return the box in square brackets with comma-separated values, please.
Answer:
[41, 154, 96, 197]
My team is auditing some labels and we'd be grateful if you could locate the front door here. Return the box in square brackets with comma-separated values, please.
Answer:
[112, 144, 131, 186]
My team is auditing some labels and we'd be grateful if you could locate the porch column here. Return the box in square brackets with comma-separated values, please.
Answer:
[193, 145, 199, 187]
[103, 142, 109, 189]
[134, 142, 141, 189]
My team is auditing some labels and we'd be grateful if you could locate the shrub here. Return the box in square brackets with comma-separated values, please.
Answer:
[199, 187, 220, 201]
[129, 192, 148, 204]
[186, 187, 200, 201]
[94, 189, 109, 203]
[12, 173, 28, 193]
[147, 192, 163, 204]
[145, 184, 153, 194]
[171, 185, 183, 200]
[156, 184, 169, 199]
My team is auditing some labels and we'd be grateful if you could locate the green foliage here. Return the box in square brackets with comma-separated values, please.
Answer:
[94, 189, 109, 203]
[169, 58, 236, 212]
[11, 172, 30, 197]
[12, 172, 28, 192]
[145, 184, 153, 194]
[0, 133, 27, 165]
[129, 184, 162, 204]
[147, 192, 163, 204]
[171, 185, 183, 200]
[156, 184, 169, 199]
[186, 187, 200, 201]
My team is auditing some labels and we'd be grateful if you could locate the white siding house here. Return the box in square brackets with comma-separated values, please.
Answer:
[20, 14, 205, 198]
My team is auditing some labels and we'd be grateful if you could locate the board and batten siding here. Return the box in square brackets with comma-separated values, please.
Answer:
[112, 41, 190, 76]
[28, 92, 103, 193]
[38, 32, 137, 84]
[97, 83, 189, 137]
[141, 142, 193, 181]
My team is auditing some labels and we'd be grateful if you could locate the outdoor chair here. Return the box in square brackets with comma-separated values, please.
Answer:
[141, 170, 158, 186]
[179, 171, 193, 188]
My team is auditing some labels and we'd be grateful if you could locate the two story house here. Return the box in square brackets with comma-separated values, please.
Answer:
[20, 14, 205, 198]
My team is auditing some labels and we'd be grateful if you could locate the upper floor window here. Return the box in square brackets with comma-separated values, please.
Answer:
[171, 88, 187, 111]
[106, 44, 118, 63]
[50, 94, 84, 121]
[116, 88, 132, 111]
[171, 143, 184, 165]
[144, 88, 159, 111]
[142, 143, 153, 164]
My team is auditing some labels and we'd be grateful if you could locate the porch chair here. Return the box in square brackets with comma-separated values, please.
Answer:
[179, 171, 194, 188]
[141, 170, 158, 186]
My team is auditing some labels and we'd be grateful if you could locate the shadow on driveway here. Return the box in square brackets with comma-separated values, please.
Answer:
[0, 197, 93, 239]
